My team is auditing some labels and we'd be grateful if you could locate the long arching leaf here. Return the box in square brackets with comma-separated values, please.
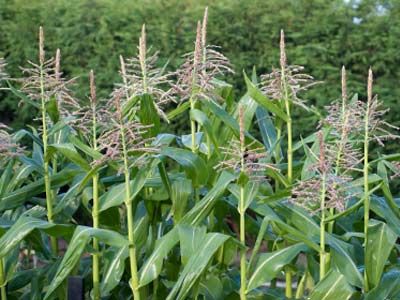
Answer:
[247, 243, 307, 291]
[44, 226, 128, 299]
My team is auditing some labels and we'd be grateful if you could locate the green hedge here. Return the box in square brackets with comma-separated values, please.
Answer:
[1, 0, 399, 138]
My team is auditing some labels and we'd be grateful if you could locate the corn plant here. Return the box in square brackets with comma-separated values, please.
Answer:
[0, 7, 399, 300]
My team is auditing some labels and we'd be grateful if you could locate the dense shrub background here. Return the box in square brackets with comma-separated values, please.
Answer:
[0, 0, 399, 136]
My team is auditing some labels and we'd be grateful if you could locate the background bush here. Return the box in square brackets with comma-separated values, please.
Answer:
[1, 0, 399, 136]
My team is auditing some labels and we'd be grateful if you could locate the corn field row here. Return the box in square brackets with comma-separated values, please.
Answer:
[0, 8, 399, 300]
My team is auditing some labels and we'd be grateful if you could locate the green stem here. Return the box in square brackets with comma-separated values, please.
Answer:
[327, 208, 334, 234]
[281, 69, 293, 184]
[0, 258, 6, 300]
[286, 118, 293, 184]
[121, 126, 141, 300]
[40, 64, 57, 255]
[282, 61, 293, 298]
[52, 157, 58, 195]
[286, 113, 293, 184]
[239, 186, 247, 300]
[190, 97, 196, 154]
[295, 272, 307, 299]
[285, 270, 292, 298]
[141, 66, 147, 95]
[127, 201, 140, 300]
[363, 105, 370, 293]
[189, 96, 200, 204]
[92, 112, 100, 299]
[275, 122, 282, 192]
[319, 174, 327, 280]
[92, 173, 100, 300]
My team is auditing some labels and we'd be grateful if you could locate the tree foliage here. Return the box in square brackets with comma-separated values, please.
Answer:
[0, 0, 399, 133]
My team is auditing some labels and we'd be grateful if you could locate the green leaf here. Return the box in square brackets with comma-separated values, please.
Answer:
[255, 106, 282, 159]
[138, 93, 161, 136]
[158, 161, 172, 197]
[15, 158, 40, 180]
[293, 131, 317, 151]
[190, 108, 220, 155]
[250, 203, 320, 251]
[309, 269, 354, 300]
[100, 245, 129, 296]
[182, 171, 236, 225]
[153, 133, 176, 147]
[329, 238, 363, 288]
[0, 168, 81, 211]
[365, 219, 397, 289]
[139, 229, 180, 287]
[237, 93, 258, 130]
[53, 174, 86, 218]
[45, 97, 60, 123]
[203, 99, 262, 148]
[0, 161, 14, 198]
[122, 95, 140, 117]
[199, 275, 223, 300]
[99, 166, 153, 211]
[377, 161, 389, 185]
[237, 171, 249, 187]
[166, 232, 229, 300]
[181, 133, 207, 154]
[171, 178, 192, 223]
[100, 203, 148, 295]
[365, 270, 400, 300]
[13, 129, 43, 147]
[32, 130, 44, 165]
[178, 225, 207, 266]
[161, 147, 208, 187]
[244, 72, 289, 122]
[229, 182, 260, 212]
[44, 226, 128, 299]
[139, 172, 235, 286]
[167, 101, 190, 120]
[7, 269, 38, 292]
[249, 217, 270, 269]
[47, 119, 69, 138]
[273, 203, 363, 287]
[7, 81, 40, 109]
[350, 174, 382, 187]
[247, 243, 307, 291]
[370, 196, 400, 236]
[379, 180, 400, 219]
[243, 182, 259, 212]
[300, 136, 319, 180]
[47, 143, 91, 170]
[0, 216, 72, 258]
[274, 203, 320, 238]
[68, 135, 102, 160]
